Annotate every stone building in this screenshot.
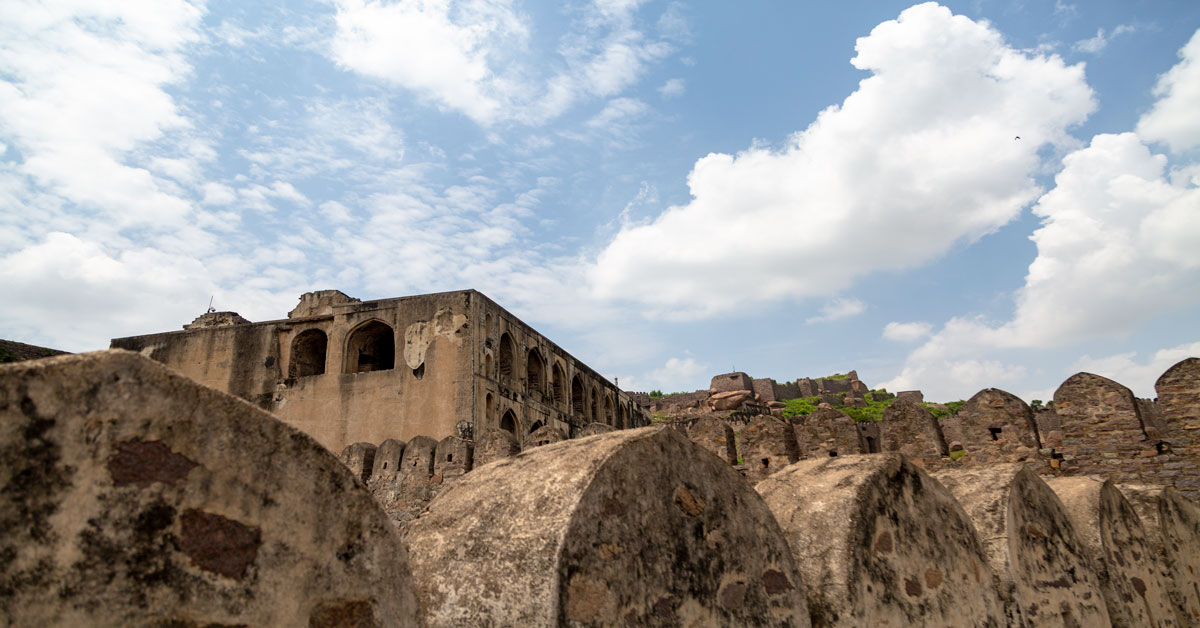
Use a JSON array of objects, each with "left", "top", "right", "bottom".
[{"left": 111, "top": 289, "right": 647, "bottom": 453}]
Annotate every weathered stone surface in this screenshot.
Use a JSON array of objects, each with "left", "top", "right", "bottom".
[
  {"left": 687, "top": 415, "right": 738, "bottom": 464},
  {"left": 881, "top": 399, "right": 948, "bottom": 466},
  {"left": 398, "top": 435, "right": 437, "bottom": 485},
  {"left": 0, "top": 351, "right": 418, "bottom": 627},
  {"left": 1123, "top": 485, "right": 1200, "bottom": 625},
  {"left": 579, "top": 422, "right": 615, "bottom": 436},
  {"left": 1053, "top": 372, "right": 1158, "bottom": 478},
  {"left": 738, "top": 416, "right": 801, "bottom": 481},
  {"left": 405, "top": 426, "right": 809, "bottom": 627},
  {"left": 474, "top": 426, "right": 520, "bottom": 467},
  {"left": 433, "top": 435, "right": 473, "bottom": 481},
  {"left": 340, "top": 441, "right": 377, "bottom": 483},
  {"left": 897, "top": 390, "right": 924, "bottom": 403},
  {"left": 711, "top": 372, "right": 754, "bottom": 394},
  {"left": 935, "top": 465, "right": 1109, "bottom": 628},
  {"left": 757, "top": 454, "right": 1005, "bottom": 628},
  {"left": 1160, "top": 488, "right": 1200, "bottom": 625},
  {"left": 792, "top": 407, "right": 861, "bottom": 459},
  {"left": 527, "top": 424, "right": 567, "bottom": 448},
  {"left": 1157, "top": 358, "right": 1200, "bottom": 430},
  {"left": 369, "top": 438, "right": 406, "bottom": 486},
  {"left": 941, "top": 389, "right": 1040, "bottom": 464},
  {"left": 1047, "top": 476, "right": 1177, "bottom": 627}
]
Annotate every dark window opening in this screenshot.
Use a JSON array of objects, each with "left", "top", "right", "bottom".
[
  {"left": 486, "top": 392, "right": 495, "bottom": 421},
  {"left": 382, "top": 462, "right": 387, "bottom": 469},
  {"left": 412, "top": 363, "right": 425, "bottom": 380},
  {"left": 829, "top": 451, "right": 838, "bottom": 457},
  {"left": 864, "top": 436, "right": 879, "bottom": 454},
  {"left": 1156, "top": 442, "right": 1168, "bottom": 455},
  {"left": 605, "top": 396, "right": 615, "bottom": 425},
  {"left": 289, "top": 329, "right": 328, "bottom": 377},
  {"left": 447, "top": 454, "right": 453, "bottom": 462},
  {"left": 552, "top": 364, "right": 565, "bottom": 405},
  {"left": 500, "top": 410, "right": 517, "bottom": 434},
  {"left": 499, "top": 333, "right": 515, "bottom": 383},
  {"left": 529, "top": 421, "right": 544, "bottom": 434},
  {"left": 527, "top": 348, "right": 544, "bottom": 395},
  {"left": 572, "top": 376, "right": 584, "bottom": 416},
  {"left": 345, "top": 321, "right": 394, "bottom": 373},
  {"left": 988, "top": 427, "right": 1002, "bottom": 441},
  {"left": 761, "top": 458, "right": 770, "bottom": 468}
]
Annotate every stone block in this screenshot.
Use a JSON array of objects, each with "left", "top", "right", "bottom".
[
  {"left": 757, "top": 454, "right": 1005, "bottom": 627},
  {"left": 711, "top": 372, "right": 754, "bottom": 394},
  {"left": 405, "top": 426, "right": 809, "bottom": 627},
  {"left": 1046, "top": 477, "right": 1177, "bottom": 627},
  {"left": 0, "top": 350, "right": 418, "bottom": 626},
  {"left": 935, "top": 465, "right": 1110, "bottom": 627}
]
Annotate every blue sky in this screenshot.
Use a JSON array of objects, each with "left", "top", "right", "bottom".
[{"left": 2, "top": 0, "right": 1198, "bottom": 402}]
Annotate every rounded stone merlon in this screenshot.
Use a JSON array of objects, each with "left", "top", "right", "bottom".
[
  {"left": 687, "top": 416, "right": 738, "bottom": 464},
  {"left": 473, "top": 426, "right": 520, "bottom": 467},
  {"left": 934, "top": 465, "right": 1109, "bottom": 628},
  {"left": 738, "top": 416, "right": 800, "bottom": 482},
  {"left": 370, "top": 438, "right": 407, "bottom": 486},
  {"left": 405, "top": 425, "right": 810, "bottom": 627},
  {"left": 756, "top": 453, "right": 1005, "bottom": 628},
  {"left": 340, "top": 441, "right": 377, "bottom": 484},
  {"left": 0, "top": 350, "right": 418, "bottom": 627},
  {"left": 1125, "top": 485, "right": 1200, "bottom": 626},
  {"left": 399, "top": 435, "right": 437, "bottom": 485},
  {"left": 1046, "top": 476, "right": 1177, "bottom": 628},
  {"left": 526, "top": 423, "right": 567, "bottom": 448}
]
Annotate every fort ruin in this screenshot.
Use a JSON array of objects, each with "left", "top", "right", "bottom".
[
  {"left": 109, "top": 289, "right": 649, "bottom": 454},
  {"left": 2, "top": 293, "right": 1200, "bottom": 626}
]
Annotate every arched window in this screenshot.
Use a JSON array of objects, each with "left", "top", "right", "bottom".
[
  {"left": 529, "top": 421, "right": 544, "bottom": 434},
  {"left": 484, "top": 352, "right": 493, "bottom": 378},
  {"left": 289, "top": 329, "right": 327, "bottom": 377},
  {"left": 617, "top": 403, "right": 626, "bottom": 429},
  {"left": 486, "top": 392, "right": 495, "bottom": 421},
  {"left": 590, "top": 389, "right": 599, "bottom": 423},
  {"left": 527, "top": 347, "right": 544, "bottom": 395},
  {"left": 345, "top": 320, "right": 395, "bottom": 373},
  {"left": 552, "top": 363, "right": 566, "bottom": 406},
  {"left": 499, "top": 333, "right": 515, "bottom": 383},
  {"left": 572, "top": 375, "right": 584, "bottom": 416},
  {"left": 605, "top": 395, "right": 615, "bottom": 425},
  {"left": 500, "top": 409, "right": 517, "bottom": 434}
]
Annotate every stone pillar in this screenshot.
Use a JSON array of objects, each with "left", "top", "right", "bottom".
[
  {"left": 405, "top": 426, "right": 809, "bottom": 627},
  {"left": 756, "top": 454, "right": 1005, "bottom": 628},
  {"left": 0, "top": 350, "right": 418, "bottom": 627},
  {"left": 935, "top": 465, "right": 1109, "bottom": 627}
]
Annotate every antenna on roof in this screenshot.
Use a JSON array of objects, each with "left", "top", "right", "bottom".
[{"left": 206, "top": 296, "right": 216, "bottom": 314}]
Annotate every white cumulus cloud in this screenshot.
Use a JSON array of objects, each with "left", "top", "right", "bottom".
[
  {"left": 806, "top": 298, "right": 866, "bottom": 324},
  {"left": 588, "top": 2, "right": 1095, "bottom": 319},
  {"left": 1137, "top": 29, "right": 1200, "bottom": 153},
  {"left": 882, "top": 321, "right": 933, "bottom": 342}
]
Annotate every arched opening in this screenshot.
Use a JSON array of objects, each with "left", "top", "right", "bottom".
[
  {"left": 605, "top": 395, "right": 615, "bottom": 425},
  {"left": 484, "top": 352, "right": 493, "bottom": 378},
  {"left": 529, "top": 421, "right": 544, "bottom": 434},
  {"left": 289, "top": 329, "right": 327, "bottom": 377},
  {"left": 572, "top": 375, "right": 584, "bottom": 416},
  {"left": 345, "top": 320, "right": 394, "bottom": 373},
  {"left": 500, "top": 409, "right": 517, "bottom": 434},
  {"left": 864, "top": 435, "right": 880, "bottom": 453},
  {"left": 499, "top": 333, "right": 515, "bottom": 384},
  {"left": 617, "top": 403, "right": 626, "bottom": 429},
  {"left": 552, "top": 363, "right": 566, "bottom": 406},
  {"left": 485, "top": 313, "right": 493, "bottom": 335},
  {"left": 590, "top": 389, "right": 599, "bottom": 423},
  {"left": 527, "top": 347, "right": 544, "bottom": 396},
  {"left": 486, "top": 392, "right": 495, "bottom": 421}
]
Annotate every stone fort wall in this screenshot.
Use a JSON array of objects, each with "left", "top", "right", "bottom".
[{"left": 6, "top": 350, "right": 1200, "bottom": 627}]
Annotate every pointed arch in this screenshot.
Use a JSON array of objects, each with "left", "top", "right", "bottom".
[
  {"left": 344, "top": 320, "right": 394, "bottom": 373},
  {"left": 604, "top": 394, "right": 615, "bottom": 426},
  {"left": 499, "top": 332, "right": 515, "bottom": 384},
  {"left": 527, "top": 347, "right": 545, "bottom": 395},
  {"left": 572, "top": 374, "right": 584, "bottom": 416},
  {"left": 590, "top": 388, "right": 599, "bottom": 423},
  {"left": 552, "top": 362, "right": 566, "bottom": 406},
  {"left": 500, "top": 409, "right": 517, "bottom": 434}
]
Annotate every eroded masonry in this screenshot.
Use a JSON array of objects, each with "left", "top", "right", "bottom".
[{"left": 110, "top": 289, "right": 648, "bottom": 453}]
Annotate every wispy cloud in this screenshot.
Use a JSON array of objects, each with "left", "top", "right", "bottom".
[{"left": 806, "top": 298, "right": 866, "bottom": 324}]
